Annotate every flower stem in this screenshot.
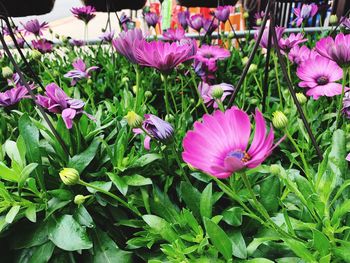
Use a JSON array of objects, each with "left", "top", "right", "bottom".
[
  {"left": 162, "top": 74, "right": 171, "bottom": 117},
  {"left": 335, "top": 68, "right": 347, "bottom": 129},
  {"left": 133, "top": 65, "right": 141, "bottom": 111},
  {"left": 171, "top": 143, "right": 191, "bottom": 184}
]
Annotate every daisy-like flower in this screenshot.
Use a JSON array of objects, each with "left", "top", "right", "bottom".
[
  {"left": 195, "top": 45, "right": 230, "bottom": 65},
  {"left": 193, "top": 60, "right": 217, "bottom": 83},
  {"left": 7, "top": 73, "right": 20, "bottom": 87},
  {"left": 64, "top": 59, "right": 98, "bottom": 86},
  {"left": 279, "top": 33, "right": 307, "bottom": 53},
  {"left": 188, "top": 14, "right": 204, "bottom": 32},
  {"left": 178, "top": 10, "right": 190, "bottom": 30},
  {"left": 288, "top": 45, "right": 313, "bottom": 65},
  {"left": 203, "top": 18, "right": 219, "bottom": 35},
  {"left": 341, "top": 17, "right": 350, "bottom": 30},
  {"left": 316, "top": 33, "right": 350, "bottom": 67},
  {"left": 32, "top": 39, "right": 53, "bottom": 54},
  {"left": 70, "top": 39, "right": 85, "bottom": 47},
  {"left": 0, "top": 85, "right": 30, "bottom": 107},
  {"left": 254, "top": 11, "right": 265, "bottom": 26},
  {"left": 21, "top": 19, "right": 48, "bottom": 36},
  {"left": 347, "top": 153, "right": 350, "bottom": 162},
  {"left": 296, "top": 56, "right": 349, "bottom": 100},
  {"left": 162, "top": 28, "right": 186, "bottom": 42},
  {"left": 342, "top": 91, "right": 350, "bottom": 119},
  {"left": 182, "top": 108, "right": 284, "bottom": 178},
  {"left": 71, "top": 6, "right": 96, "bottom": 24},
  {"left": 214, "top": 6, "right": 231, "bottom": 22},
  {"left": 135, "top": 40, "right": 197, "bottom": 74},
  {"left": 256, "top": 26, "right": 285, "bottom": 49},
  {"left": 99, "top": 30, "right": 115, "bottom": 43},
  {"left": 293, "top": 3, "right": 318, "bottom": 27},
  {"left": 133, "top": 114, "right": 174, "bottom": 150},
  {"left": 120, "top": 12, "right": 132, "bottom": 31},
  {"left": 112, "top": 28, "right": 144, "bottom": 64},
  {"left": 144, "top": 12, "right": 159, "bottom": 28},
  {"left": 198, "top": 82, "right": 234, "bottom": 108}
]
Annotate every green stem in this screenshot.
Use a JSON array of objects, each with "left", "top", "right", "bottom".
[
  {"left": 171, "top": 144, "right": 191, "bottom": 184},
  {"left": 273, "top": 53, "right": 283, "bottom": 109},
  {"left": 190, "top": 71, "right": 209, "bottom": 114},
  {"left": 335, "top": 68, "right": 347, "bottom": 129},
  {"left": 162, "top": 74, "right": 172, "bottom": 116},
  {"left": 134, "top": 65, "right": 141, "bottom": 111}
]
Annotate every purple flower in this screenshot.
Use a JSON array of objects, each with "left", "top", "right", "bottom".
[
  {"left": 256, "top": 26, "right": 285, "bottom": 49},
  {"left": 99, "top": 30, "right": 115, "bottom": 43},
  {"left": 288, "top": 45, "right": 312, "bottom": 65},
  {"left": 2, "top": 25, "right": 21, "bottom": 36},
  {"left": 135, "top": 40, "right": 197, "bottom": 74},
  {"left": 120, "top": 12, "right": 132, "bottom": 31},
  {"left": 193, "top": 60, "right": 217, "bottom": 83},
  {"left": 16, "top": 37, "right": 25, "bottom": 48},
  {"left": 214, "top": 6, "right": 231, "bottom": 22},
  {"left": 296, "top": 56, "right": 349, "bottom": 100},
  {"left": 178, "top": 10, "right": 190, "bottom": 30},
  {"left": 195, "top": 45, "right": 230, "bottom": 65},
  {"left": 293, "top": 3, "right": 318, "bottom": 27},
  {"left": 347, "top": 153, "right": 350, "bottom": 162},
  {"left": 343, "top": 91, "right": 350, "bottom": 119},
  {"left": 254, "top": 11, "right": 265, "bottom": 26},
  {"left": 71, "top": 6, "right": 96, "bottom": 24},
  {"left": 112, "top": 29, "right": 144, "bottom": 64},
  {"left": 198, "top": 82, "right": 234, "bottom": 108},
  {"left": 316, "top": 33, "right": 350, "bottom": 67},
  {"left": 341, "top": 17, "right": 350, "bottom": 30},
  {"left": 7, "top": 73, "right": 20, "bottom": 87},
  {"left": 162, "top": 28, "right": 185, "bottom": 42},
  {"left": 279, "top": 33, "right": 307, "bottom": 53},
  {"left": 203, "top": 18, "right": 219, "bottom": 35},
  {"left": 70, "top": 39, "right": 85, "bottom": 47},
  {"left": 32, "top": 39, "right": 53, "bottom": 54},
  {"left": 133, "top": 114, "right": 173, "bottom": 150},
  {"left": 145, "top": 12, "right": 159, "bottom": 28},
  {"left": 0, "top": 85, "right": 29, "bottom": 107},
  {"left": 21, "top": 19, "right": 48, "bottom": 36},
  {"left": 64, "top": 59, "right": 98, "bottom": 86},
  {"left": 188, "top": 14, "right": 204, "bottom": 32}
]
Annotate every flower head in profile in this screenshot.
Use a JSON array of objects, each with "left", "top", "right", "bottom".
[
  {"left": 136, "top": 40, "right": 197, "bottom": 74},
  {"left": 296, "top": 56, "right": 349, "bottom": 100},
  {"left": 112, "top": 28, "right": 144, "bottom": 64},
  {"left": 64, "top": 59, "right": 98, "bottom": 86},
  {"left": 341, "top": 17, "right": 350, "bottom": 30},
  {"left": 342, "top": 91, "right": 350, "bottom": 119},
  {"left": 32, "top": 39, "right": 53, "bottom": 54},
  {"left": 120, "top": 12, "right": 132, "bottom": 31},
  {"left": 279, "top": 33, "right": 307, "bottom": 53},
  {"left": 203, "top": 18, "right": 219, "bottom": 35},
  {"left": 145, "top": 12, "right": 159, "bottom": 28},
  {"left": 21, "top": 19, "right": 48, "bottom": 36},
  {"left": 195, "top": 45, "right": 230, "bottom": 65},
  {"left": 188, "top": 14, "right": 204, "bottom": 32},
  {"left": 316, "top": 33, "right": 350, "bottom": 67},
  {"left": 293, "top": 3, "right": 318, "bottom": 27},
  {"left": 133, "top": 114, "right": 173, "bottom": 150},
  {"left": 178, "top": 10, "right": 190, "bottom": 30},
  {"left": 193, "top": 60, "right": 217, "bottom": 83},
  {"left": 162, "top": 28, "right": 185, "bottom": 42},
  {"left": 99, "top": 30, "right": 115, "bottom": 43},
  {"left": 198, "top": 82, "right": 234, "bottom": 108},
  {"left": 70, "top": 39, "right": 85, "bottom": 47},
  {"left": 183, "top": 108, "right": 284, "bottom": 178},
  {"left": 254, "top": 11, "right": 265, "bottom": 26},
  {"left": 288, "top": 45, "right": 318, "bottom": 65},
  {"left": 71, "top": 6, "right": 96, "bottom": 24},
  {"left": 0, "top": 85, "right": 30, "bottom": 107},
  {"left": 214, "top": 6, "right": 231, "bottom": 22},
  {"left": 256, "top": 26, "right": 285, "bottom": 49},
  {"left": 7, "top": 73, "right": 20, "bottom": 87}
]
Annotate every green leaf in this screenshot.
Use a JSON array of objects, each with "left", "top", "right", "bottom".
[
  {"left": 331, "top": 200, "right": 350, "bottom": 226},
  {"left": 6, "top": 205, "right": 20, "bottom": 223},
  {"left": 25, "top": 205, "right": 37, "bottom": 223},
  {"left": 230, "top": 231, "right": 247, "bottom": 259},
  {"left": 49, "top": 215, "right": 92, "bottom": 251},
  {"left": 15, "top": 241, "right": 55, "bottom": 263},
  {"left": 73, "top": 205, "right": 95, "bottom": 228},
  {"left": 20, "top": 163, "right": 38, "bottom": 185},
  {"left": 200, "top": 183, "right": 212, "bottom": 219},
  {"left": 204, "top": 217, "right": 232, "bottom": 260},
  {"left": 246, "top": 259, "right": 274, "bottom": 263},
  {"left": 333, "top": 245, "right": 350, "bottom": 263},
  {"left": 311, "top": 229, "right": 330, "bottom": 257},
  {"left": 124, "top": 174, "right": 152, "bottom": 186},
  {"left": 68, "top": 137, "right": 101, "bottom": 173},
  {"left": 91, "top": 228, "right": 132, "bottom": 263},
  {"left": 222, "top": 207, "right": 243, "bottom": 226},
  {"left": 143, "top": 215, "right": 177, "bottom": 242},
  {"left": 4, "top": 140, "right": 23, "bottom": 167},
  {"left": 283, "top": 238, "right": 316, "bottom": 262},
  {"left": 11, "top": 221, "right": 49, "bottom": 249},
  {"left": 0, "top": 162, "right": 19, "bottom": 182},
  {"left": 260, "top": 175, "right": 280, "bottom": 213},
  {"left": 131, "top": 153, "right": 161, "bottom": 168},
  {"left": 86, "top": 181, "right": 112, "bottom": 194},
  {"left": 180, "top": 181, "right": 201, "bottom": 218},
  {"left": 107, "top": 172, "right": 128, "bottom": 196}
]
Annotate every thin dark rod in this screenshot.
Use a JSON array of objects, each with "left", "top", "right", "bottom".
[
  {"left": 227, "top": 19, "right": 245, "bottom": 55},
  {"left": 261, "top": 21, "right": 273, "bottom": 112},
  {"left": 330, "top": 7, "right": 350, "bottom": 36},
  {"left": 227, "top": 0, "right": 272, "bottom": 107},
  {"left": 269, "top": 0, "right": 323, "bottom": 159}
]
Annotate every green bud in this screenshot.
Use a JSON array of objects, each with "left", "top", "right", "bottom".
[
  {"left": 2, "top": 66, "right": 13, "bottom": 79},
  {"left": 132, "top": 85, "right": 138, "bottom": 94},
  {"left": 121, "top": 76, "right": 129, "bottom": 83},
  {"left": 190, "top": 98, "right": 195, "bottom": 104},
  {"left": 248, "top": 64, "right": 258, "bottom": 74},
  {"left": 145, "top": 91, "right": 152, "bottom": 98},
  {"left": 74, "top": 195, "right": 90, "bottom": 205},
  {"left": 296, "top": 92, "right": 307, "bottom": 105},
  {"left": 243, "top": 12, "right": 249, "bottom": 19},
  {"left": 59, "top": 168, "right": 80, "bottom": 185},
  {"left": 165, "top": 114, "right": 174, "bottom": 123},
  {"left": 256, "top": 18, "right": 262, "bottom": 26},
  {"left": 87, "top": 79, "right": 93, "bottom": 85},
  {"left": 55, "top": 33, "right": 60, "bottom": 39},
  {"left": 270, "top": 164, "right": 280, "bottom": 175},
  {"left": 31, "top": 50, "right": 42, "bottom": 60},
  {"left": 228, "top": 32, "right": 234, "bottom": 39},
  {"left": 49, "top": 28, "right": 53, "bottom": 34},
  {"left": 272, "top": 111, "right": 288, "bottom": 130},
  {"left": 242, "top": 57, "right": 249, "bottom": 66},
  {"left": 211, "top": 86, "right": 224, "bottom": 99},
  {"left": 124, "top": 111, "right": 143, "bottom": 128},
  {"left": 329, "top": 15, "right": 338, "bottom": 25}
]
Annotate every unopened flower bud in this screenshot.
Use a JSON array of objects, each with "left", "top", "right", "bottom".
[
  {"left": 74, "top": 194, "right": 89, "bottom": 205},
  {"left": 272, "top": 111, "right": 288, "bottom": 130},
  {"left": 145, "top": 91, "right": 152, "bottom": 98},
  {"left": 228, "top": 32, "right": 234, "bottom": 39},
  {"left": 2, "top": 66, "right": 13, "bottom": 79},
  {"left": 296, "top": 92, "right": 307, "bottom": 105},
  {"left": 256, "top": 18, "right": 262, "bottom": 26},
  {"left": 31, "top": 50, "right": 42, "bottom": 60},
  {"left": 125, "top": 111, "right": 143, "bottom": 128},
  {"left": 87, "top": 79, "right": 93, "bottom": 85},
  {"left": 243, "top": 12, "right": 249, "bottom": 19},
  {"left": 242, "top": 57, "right": 249, "bottom": 66},
  {"left": 270, "top": 164, "right": 280, "bottom": 175},
  {"left": 248, "top": 64, "right": 258, "bottom": 74},
  {"left": 211, "top": 86, "right": 224, "bottom": 99},
  {"left": 59, "top": 168, "right": 80, "bottom": 185},
  {"left": 165, "top": 114, "right": 174, "bottom": 123},
  {"left": 121, "top": 76, "right": 129, "bottom": 83},
  {"left": 329, "top": 15, "right": 338, "bottom": 25},
  {"left": 55, "top": 34, "right": 60, "bottom": 39},
  {"left": 132, "top": 85, "right": 138, "bottom": 94}
]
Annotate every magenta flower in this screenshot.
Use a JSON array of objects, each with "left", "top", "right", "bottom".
[
  {"left": 279, "top": 33, "right": 307, "bottom": 53},
  {"left": 21, "top": 19, "right": 48, "bottom": 36},
  {"left": 195, "top": 45, "right": 230, "bottom": 65},
  {"left": 136, "top": 40, "right": 197, "bottom": 74},
  {"left": 256, "top": 26, "right": 285, "bottom": 49},
  {"left": 70, "top": 39, "right": 85, "bottom": 47},
  {"left": 7, "top": 73, "right": 20, "bottom": 87},
  {"left": 341, "top": 17, "right": 350, "bottom": 30},
  {"left": 133, "top": 114, "right": 174, "bottom": 150},
  {"left": 71, "top": 6, "right": 96, "bottom": 24},
  {"left": 214, "top": 6, "right": 231, "bottom": 22},
  {"left": 112, "top": 29, "right": 144, "bottom": 64},
  {"left": 198, "top": 82, "right": 234, "bottom": 108},
  {"left": 296, "top": 56, "right": 349, "bottom": 100},
  {"left": 145, "top": 12, "right": 159, "bottom": 28},
  {"left": 0, "top": 85, "right": 29, "bottom": 107},
  {"left": 64, "top": 59, "right": 98, "bottom": 86},
  {"left": 193, "top": 60, "right": 217, "bottom": 83},
  {"left": 183, "top": 108, "right": 283, "bottom": 178},
  {"left": 316, "top": 33, "right": 350, "bottom": 67},
  {"left": 293, "top": 3, "right": 318, "bottom": 27},
  {"left": 203, "top": 18, "right": 219, "bottom": 35},
  {"left": 343, "top": 91, "right": 350, "bottom": 119},
  {"left": 254, "top": 11, "right": 265, "bottom": 25},
  {"left": 288, "top": 45, "right": 311, "bottom": 65},
  {"left": 120, "top": 12, "right": 132, "bottom": 31},
  {"left": 99, "top": 30, "right": 115, "bottom": 43},
  {"left": 162, "top": 28, "right": 186, "bottom": 42},
  {"left": 32, "top": 39, "right": 53, "bottom": 54},
  {"left": 188, "top": 14, "right": 204, "bottom": 32},
  {"left": 178, "top": 10, "right": 190, "bottom": 30},
  {"left": 346, "top": 153, "right": 350, "bottom": 162}
]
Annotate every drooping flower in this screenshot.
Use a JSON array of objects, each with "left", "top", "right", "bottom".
[
  {"left": 256, "top": 26, "right": 285, "bottom": 49},
  {"left": 32, "top": 39, "right": 53, "bottom": 53},
  {"left": 144, "top": 12, "right": 159, "bottom": 28},
  {"left": 178, "top": 10, "right": 190, "bottom": 30},
  {"left": 279, "top": 33, "right": 307, "bottom": 53},
  {"left": 71, "top": 6, "right": 96, "bottom": 24},
  {"left": 254, "top": 11, "right": 265, "bottom": 26},
  {"left": 112, "top": 28, "right": 144, "bottom": 64},
  {"left": 162, "top": 28, "right": 185, "bottom": 42},
  {"left": 342, "top": 91, "right": 350, "bottom": 119},
  {"left": 182, "top": 108, "right": 284, "bottom": 178},
  {"left": 195, "top": 45, "right": 230, "bottom": 65},
  {"left": 341, "top": 17, "right": 350, "bottom": 30},
  {"left": 296, "top": 56, "right": 349, "bottom": 100},
  {"left": 64, "top": 59, "right": 98, "bottom": 86},
  {"left": 133, "top": 114, "right": 173, "bottom": 150},
  {"left": 70, "top": 39, "right": 85, "bottom": 47},
  {"left": 135, "top": 40, "right": 197, "bottom": 74},
  {"left": 214, "top": 6, "right": 231, "bottom": 22},
  {"left": 203, "top": 18, "right": 219, "bottom": 35},
  {"left": 0, "top": 85, "right": 30, "bottom": 107},
  {"left": 120, "top": 12, "right": 132, "bottom": 31},
  {"left": 315, "top": 33, "right": 350, "bottom": 67},
  {"left": 193, "top": 60, "right": 217, "bottom": 83},
  {"left": 99, "top": 30, "right": 115, "bottom": 43},
  {"left": 293, "top": 3, "right": 318, "bottom": 27},
  {"left": 198, "top": 82, "right": 234, "bottom": 108},
  {"left": 288, "top": 45, "right": 312, "bottom": 65},
  {"left": 7, "top": 73, "right": 20, "bottom": 87},
  {"left": 188, "top": 14, "right": 204, "bottom": 32},
  {"left": 21, "top": 19, "right": 48, "bottom": 36}
]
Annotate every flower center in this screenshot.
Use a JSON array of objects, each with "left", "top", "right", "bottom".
[
  {"left": 204, "top": 53, "right": 214, "bottom": 59},
  {"left": 227, "top": 150, "right": 251, "bottom": 163},
  {"left": 316, "top": 76, "right": 329, "bottom": 85}
]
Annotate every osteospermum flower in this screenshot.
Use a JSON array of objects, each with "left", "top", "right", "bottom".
[
  {"left": 178, "top": 10, "right": 190, "bottom": 30},
  {"left": 203, "top": 18, "right": 219, "bottom": 35},
  {"left": 254, "top": 11, "right": 265, "bottom": 26},
  {"left": 182, "top": 108, "right": 284, "bottom": 178},
  {"left": 71, "top": 6, "right": 96, "bottom": 24},
  {"left": 32, "top": 39, "right": 53, "bottom": 53},
  {"left": 188, "top": 14, "right": 204, "bottom": 32},
  {"left": 296, "top": 56, "right": 349, "bottom": 100},
  {"left": 64, "top": 59, "right": 98, "bottom": 86},
  {"left": 256, "top": 26, "right": 285, "bottom": 49},
  {"left": 341, "top": 17, "right": 350, "bottom": 30},
  {"left": 193, "top": 60, "right": 217, "bottom": 83},
  {"left": 198, "top": 82, "right": 234, "bottom": 108},
  {"left": 162, "top": 28, "right": 186, "bottom": 42},
  {"left": 195, "top": 45, "right": 230, "bottom": 65},
  {"left": 342, "top": 91, "right": 350, "bottom": 119},
  {"left": 144, "top": 12, "right": 159, "bottom": 28},
  {"left": 279, "top": 33, "right": 307, "bottom": 53},
  {"left": 70, "top": 39, "right": 85, "bottom": 47},
  {"left": 293, "top": 3, "right": 318, "bottom": 27},
  {"left": 316, "top": 33, "right": 350, "bottom": 67},
  {"left": 21, "top": 19, "right": 48, "bottom": 36},
  {"left": 214, "top": 6, "right": 231, "bottom": 22},
  {"left": 0, "top": 85, "right": 30, "bottom": 107},
  {"left": 135, "top": 40, "right": 197, "bottom": 74},
  {"left": 99, "top": 30, "right": 115, "bottom": 43},
  {"left": 112, "top": 28, "right": 144, "bottom": 64},
  {"left": 288, "top": 45, "right": 312, "bottom": 65}
]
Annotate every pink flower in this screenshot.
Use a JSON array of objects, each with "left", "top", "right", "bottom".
[
  {"left": 288, "top": 45, "right": 312, "bottom": 65},
  {"left": 32, "top": 39, "right": 53, "bottom": 54},
  {"left": 346, "top": 153, "right": 350, "bottom": 162},
  {"left": 214, "top": 6, "right": 231, "bottom": 22},
  {"left": 188, "top": 14, "right": 204, "bottom": 32},
  {"left": 21, "top": 19, "right": 48, "bottom": 36},
  {"left": 0, "top": 85, "right": 30, "bottom": 107},
  {"left": 99, "top": 30, "right": 115, "bottom": 43},
  {"left": 144, "top": 12, "right": 159, "bottom": 28},
  {"left": 112, "top": 29, "right": 144, "bottom": 64},
  {"left": 296, "top": 56, "right": 349, "bottom": 100},
  {"left": 198, "top": 82, "right": 234, "bottom": 108},
  {"left": 71, "top": 6, "right": 96, "bottom": 24},
  {"left": 162, "top": 28, "right": 186, "bottom": 42},
  {"left": 279, "top": 33, "right": 307, "bottom": 53},
  {"left": 195, "top": 45, "right": 230, "bottom": 65},
  {"left": 183, "top": 108, "right": 284, "bottom": 178},
  {"left": 293, "top": 3, "right": 318, "bottom": 27},
  {"left": 203, "top": 18, "right": 219, "bottom": 35},
  {"left": 256, "top": 26, "right": 285, "bottom": 49},
  {"left": 136, "top": 40, "right": 197, "bottom": 74},
  {"left": 64, "top": 58, "right": 98, "bottom": 86}
]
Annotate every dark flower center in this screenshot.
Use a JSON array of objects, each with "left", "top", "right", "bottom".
[
  {"left": 204, "top": 53, "right": 214, "bottom": 59},
  {"left": 227, "top": 150, "right": 251, "bottom": 163},
  {"left": 316, "top": 76, "right": 329, "bottom": 85}
]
